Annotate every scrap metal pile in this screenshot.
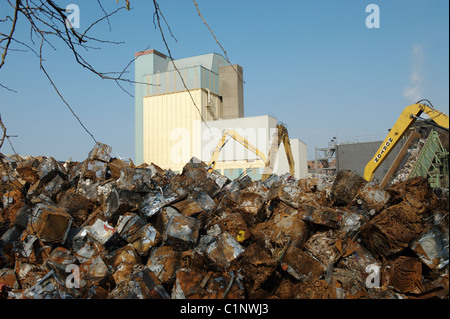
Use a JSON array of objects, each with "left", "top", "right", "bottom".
[
  {"left": 391, "top": 138, "right": 426, "bottom": 185},
  {"left": 0, "top": 143, "right": 448, "bottom": 299}
]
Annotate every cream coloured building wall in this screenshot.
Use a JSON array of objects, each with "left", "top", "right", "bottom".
[
  {"left": 143, "top": 89, "right": 201, "bottom": 172},
  {"left": 142, "top": 89, "right": 222, "bottom": 172},
  {"left": 273, "top": 138, "right": 308, "bottom": 179}
]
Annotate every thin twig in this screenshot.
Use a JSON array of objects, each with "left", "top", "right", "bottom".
[
  {"left": 40, "top": 63, "right": 98, "bottom": 144},
  {"left": 153, "top": 0, "right": 210, "bottom": 130},
  {"left": 96, "top": 0, "right": 111, "bottom": 31},
  {"left": 192, "top": 0, "right": 244, "bottom": 83},
  {"left": 79, "top": 7, "right": 126, "bottom": 42},
  {"left": 39, "top": 35, "right": 98, "bottom": 144},
  {"left": 0, "top": 82, "right": 17, "bottom": 92}
]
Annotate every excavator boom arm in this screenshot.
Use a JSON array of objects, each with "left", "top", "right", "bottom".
[
  {"left": 364, "top": 103, "right": 449, "bottom": 181},
  {"left": 282, "top": 134, "right": 296, "bottom": 177},
  {"left": 208, "top": 129, "right": 267, "bottom": 172},
  {"left": 262, "top": 124, "right": 295, "bottom": 180}
]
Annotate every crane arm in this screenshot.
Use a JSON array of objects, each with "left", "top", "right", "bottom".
[
  {"left": 363, "top": 103, "right": 449, "bottom": 182},
  {"left": 207, "top": 133, "right": 229, "bottom": 172},
  {"left": 262, "top": 124, "right": 295, "bottom": 180},
  {"left": 281, "top": 132, "right": 296, "bottom": 177},
  {"left": 207, "top": 129, "right": 267, "bottom": 173}
]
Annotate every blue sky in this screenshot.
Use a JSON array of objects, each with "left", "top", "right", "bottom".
[{"left": 0, "top": 0, "right": 448, "bottom": 162}]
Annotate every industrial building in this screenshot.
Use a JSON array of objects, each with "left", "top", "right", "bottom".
[
  {"left": 335, "top": 140, "right": 402, "bottom": 182},
  {"left": 134, "top": 49, "right": 308, "bottom": 180}
]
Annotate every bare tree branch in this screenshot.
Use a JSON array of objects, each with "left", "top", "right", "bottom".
[
  {"left": 0, "top": 1, "right": 147, "bottom": 93},
  {"left": 0, "top": 115, "right": 7, "bottom": 150},
  {"left": 1, "top": 0, "right": 223, "bottom": 143},
  {"left": 0, "top": 0, "right": 20, "bottom": 70},
  {"left": 0, "top": 0, "right": 135, "bottom": 143}
]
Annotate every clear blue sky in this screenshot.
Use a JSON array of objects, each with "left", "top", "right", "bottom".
[{"left": 1, "top": 0, "right": 448, "bottom": 162}]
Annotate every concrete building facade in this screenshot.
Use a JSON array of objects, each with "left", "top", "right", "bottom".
[{"left": 134, "top": 49, "right": 308, "bottom": 180}]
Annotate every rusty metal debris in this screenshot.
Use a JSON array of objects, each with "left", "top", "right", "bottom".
[{"left": 0, "top": 144, "right": 448, "bottom": 299}]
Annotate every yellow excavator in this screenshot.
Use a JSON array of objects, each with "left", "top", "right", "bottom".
[
  {"left": 363, "top": 100, "right": 449, "bottom": 182},
  {"left": 207, "top": 124, "right": 295, "bottom": 181}
]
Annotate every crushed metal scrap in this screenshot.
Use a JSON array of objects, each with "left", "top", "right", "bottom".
[{"left": 0, "top": 143, "right": 448, "bottom": 299}]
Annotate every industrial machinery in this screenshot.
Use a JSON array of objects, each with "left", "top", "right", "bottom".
[
  {"left": 207, "top": 124, "right": 296, "bottom": 181},
  {"left": 262, "top": 123, "right": 295, "bottom": 180},
  {"left": 364, "top": 100, "right": 449, "bottom": 182},
  {"left": 408, "top": 130, "right": 449, "bottom": 188},
  {"left": 207, "top": 129, "right": 267, "bottom": 173}
]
